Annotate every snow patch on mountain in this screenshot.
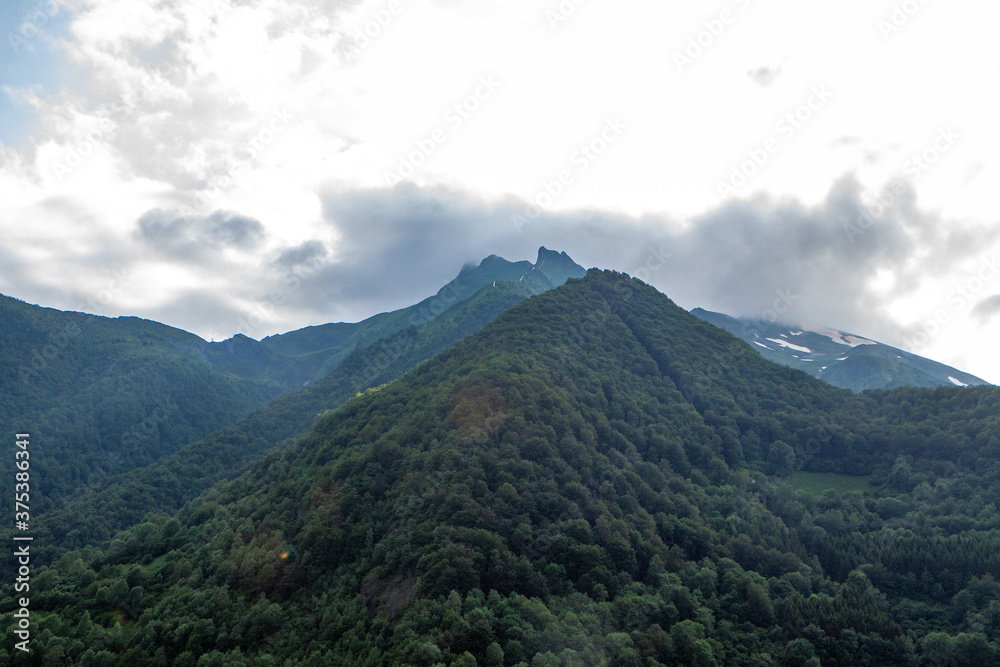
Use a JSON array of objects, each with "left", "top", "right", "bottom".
[
  {"left": 804, "top": 326, "right": 877, "bottom": 347},
  {"left": 766, "top": 338, "right": 811, "bottom": 354}
]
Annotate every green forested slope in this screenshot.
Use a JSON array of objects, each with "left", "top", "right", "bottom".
[
  {"left": 0, "top": 249, "right": 584, "bottom": 522},
  {"left": 25, "top": 281, "right": 538, "bottom": 564},
  {"left": 0, "top": 295, "right": 274, "bottom": 508},
  {"left": 5, "top": 271, "right": 1000, "bottom": 666}
]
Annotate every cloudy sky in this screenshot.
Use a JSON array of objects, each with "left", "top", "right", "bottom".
[{"left": 2, "top": 0, "right": 1000, "bottom": 383}]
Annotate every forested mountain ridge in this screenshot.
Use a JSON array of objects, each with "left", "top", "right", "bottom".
[
  {"left": 27, "top": 280, "right": 542, "bottom": 563},
  {"left": 237, "top": 246, "right": 586, "bottom": 383},
  {"left": 0, "top": 294, "right": 274, "bottom": 508},
  {"left": 691, "top": 307, "right": 989, "bottom": 392},
  {"left": 0, "top": 248, "right": 585, "bottom": 513},
  {"left": 8, "top": 270, "right": 1000, "bottom": 666}
]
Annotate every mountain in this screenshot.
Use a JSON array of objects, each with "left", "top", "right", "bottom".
[
  {"left": 12, "top": 270, "right": 1000, "bottom": 666},
  {"left": 238, "top": 246, "right": 587, "bottom": 385},
  {"left": 691, "top": 307, "right": 990, "bottom": 392},
  {"left": 0, "top": 249, "right": 584, "bottom": 513},
  {"left": 34, "top": 280, "right": 545, "bottom": 558},
  {"left": 10, "top": 250, "right": 585, "bottom": 565},
  {"left": 0, "top": 294, "right": 275, "bottom": 509}
]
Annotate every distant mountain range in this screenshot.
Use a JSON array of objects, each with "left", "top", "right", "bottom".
[{"left": 691, "top": 308, "right": 990, "bottom": 392}]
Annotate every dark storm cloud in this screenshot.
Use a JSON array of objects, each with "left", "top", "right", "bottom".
[
  {"left": 273, "top": 240, "right": 328, "bottom": 271},
  {"left": 619, "top": 175, "right": 995, "bottom": 343},
  {"left": 303, "top": 178, "right": 995, "bottom": 347},
  {"left": 299, "top": 184, "right": 680, "bottom": 319},
  {"left": 973, "top": 295, "right": 1000, "bottom": 322},
  {"left": 135, "top": 209, "right": 265, "bottom": 259},
  {"left": 81, "top": 178, "right": 994, "bottom": 347},
  {"left": 206, "top": 211, "right": 267, "bottom": 249}
]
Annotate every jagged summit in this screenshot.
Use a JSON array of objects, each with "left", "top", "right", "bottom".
[
  {"left": 457, "top": 247, "right": 581, "bottom": 283},
  {"left": 209, "top": 249, "right": 585, "bottom": 385}
]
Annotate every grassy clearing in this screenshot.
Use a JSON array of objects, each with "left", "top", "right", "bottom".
[{"left": 787, "top": 471, "right": 872, "bottom": 497}]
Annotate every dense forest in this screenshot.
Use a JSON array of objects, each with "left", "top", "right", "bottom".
[
  {"left": 0, "top": 248, "right": 583, "bottom": 517},
  {"left": 0, "top": 295, "right": 275, "bottom": 510},
  {"left": 22, "top": 280, "right": 537, "bottom": 563},
  {"left": 3, "top": 271, "right": 1000, "bottom": 665}
]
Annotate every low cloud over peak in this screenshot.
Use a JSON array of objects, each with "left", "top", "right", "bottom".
[{"left": 306, "top": 177, "right": 993, "bottom": 353}]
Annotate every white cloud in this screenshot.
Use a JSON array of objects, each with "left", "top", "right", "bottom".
[{"left": 1, "top": 0, "right": 999, "bottom": 382}]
